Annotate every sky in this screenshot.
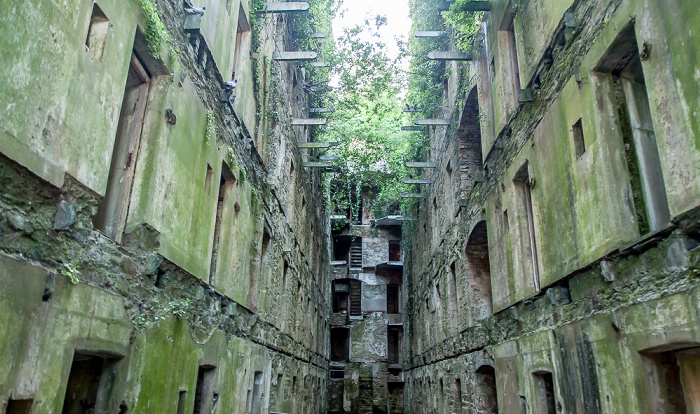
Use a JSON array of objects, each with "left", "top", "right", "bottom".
[{"left": 332, "top": 0, "right": 412, "bottom": 62}]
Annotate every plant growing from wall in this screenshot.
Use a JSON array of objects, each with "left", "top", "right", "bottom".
[
  {"left": 140, "top": 0, "right": 178, "bottom": 63},
  {"left": 205, "top": 111, "right": 216, "bottom": 146}
]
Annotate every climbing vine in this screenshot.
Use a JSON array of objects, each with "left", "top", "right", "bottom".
[{"left": 205, "top": 111, "right": 216, "bottom": 146}]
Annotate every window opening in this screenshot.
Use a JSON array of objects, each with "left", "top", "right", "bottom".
[
  {"left": 388, "top": 240, "right": 401, "bottom": 262},
  {"left": 596, "top": 24, "right": 670, "bottom": 233},
  {"left": 330, "top": 328, "right": 349, "bottom": 362},
  {"left": 572, "top": 118, "right": 585, "bottom": 158},
  {"left": 176, "top": 391, "right": 187, "bottom": 414},
  {"left": 501, "top": 15, "right": 521, "bottom": 103},
  {"left": 466, "top": 221, "right": 493, "bottom": 321},
  {"left": 333, "top": 280, "right": 349, "bottom": 313},
  {"left": 475, "top": 365, "right": 498, "bottom": 414},
  {"left": 386, "top": 284, "right": 399, "bottom": 314},
  {"left": 62, "top": 352, "right": 119, "bottom": 414},
  {"left": 251, "top": 371, "right": 263, "bottom": 414},
  {"left": 330, "top": 370, "right": 345, "bottom": 379},
  {"left": 458, "top": 88, "right": 484, "bottom": 197},
  {"left": 5, "top": 398, "right": 33, "bottom": 414},
  {"left": 94, "top": 53, "right": 150, "bottom": 242},
  {"left": 204, "top": 164, "right": 213, "bottom": 195},
  {"left": 532, "top": 371, "right": 556, "bottom": 414},
  {"left": 209, "top": 163, "right": 236, "bottom": 286},
  {"left": 387, "top": 325, "right": 402, "bottom": 364},
  {"left": 455, "top": 378, "right": 463, "bottom": 413},
  {"left": 86, "top": 3, "right": 109, "bottom": 61},
  {"left": 193, "top": 365, "right": 216, "bottom": 414},
  {"left": 513, "top": 162, "right": 540, "bottom": 290},
  {"left": 231, "top": 5, "right": 251, "bottom": 81}
]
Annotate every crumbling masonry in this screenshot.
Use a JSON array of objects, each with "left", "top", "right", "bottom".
[{"left": 1, "top": 0, "right": 700, "bottom": 413}]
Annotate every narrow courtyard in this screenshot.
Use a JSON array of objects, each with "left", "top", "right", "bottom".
[{"left": 0, "top": 0, "right": 699, "bottom": 413}]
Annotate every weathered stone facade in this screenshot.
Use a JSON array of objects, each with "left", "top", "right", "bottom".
[
  {"left": 403, "top": 0, "right": 700, "bottom": 413},
  {"left": 328, "top": 197, "right": 405, "bottom": 413},
  {"left": 0, "top": 0, "right": 329, "bottom": 412}
]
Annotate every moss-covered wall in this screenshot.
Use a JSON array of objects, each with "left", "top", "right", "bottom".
[{"left": 405, "top": 0, "right": 700, "bottom": 412}]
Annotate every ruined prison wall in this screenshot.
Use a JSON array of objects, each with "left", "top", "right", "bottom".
[
  {"left": 403, "top": 0, "right": 700, "bottom": 413},
  {"left": 0, "top": 0, "right": 330, "bottom": 412}
]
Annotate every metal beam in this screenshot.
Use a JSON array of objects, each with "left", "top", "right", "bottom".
[
  {"left": 311, "top": 61, "right": 330, "bottom": 67},
  {"left": 415, "top": 31, "right": 449, "bottom": 38},
  {"left": 302, "top": 162, "right": 333, "bottom": 168},
  {"left": 401, "top": 126, "right": 424, "bottom": 131},
  {"left": 330, "top": 215, "right": 347, "bottom": 220},
  {"left": 319, "top": 155, "right": 340, "bottom": 161},
  {"left": 291, "top": 118, "right": 326, "bottom": 125},
  {"left": 273, "top": 51, "right": 317, "bottom": 61},
  {"left": 263, "top": 2, "right": 310, "bottom": 12},
  {"left": 297, "top": 142, "right": 338, "bottom": 148},
  {"left": 400, "top": 193, "right": 425, "bottom": 198},
  {"left": 406, "top": 162, "right": 437, "bottom": 168},
  {"left": 428, "top": 51, "right": 472, "bottom": 61},
  {"left": 310, "top": 32, "right": 326, "bottom": 38},
  {"left": 403, "top": 178, "right": 432, "bottom": 185},
  {"left": 309, "top": 108, "right": 335, "bottom": 113},
  {"left": 415, "top": 119, "right": 451, "bottom": 126}
]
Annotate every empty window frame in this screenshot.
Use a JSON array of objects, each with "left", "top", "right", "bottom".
[
  {"left": 209, "top": 163, "right": 236, "bottom": 286},
  {"left": 333, "top": 236, "right": 352, "bottom": 262},
  {"left": 5, "top": 398, "right": 33, "bottom": 414},
  {"left": 330, "top": 328, "right": 349, "bottom": 362},
  {"left": 386, "top": 284, "right": 399, "bottom": 314},
  {"left": 93, "top": 53, "right": 150, "bottom": 242},
  {"left": 193, "top": 365, "right": 216, "bottom": 414},
  {"left": 330, "top": 370, "right": 345, "bottom": 379},
  {"left": 466, "top": 220, "right": 493, "bottom": 321},
  {"left": 231, "top": 5, "right": 251, "bottom": 81},
  {"left": 333, "top": 280, "right": 349, "bottom": 313},
  {"left": 349, "top": 237, "right": 363, "bottom": 268},
  {"left": 513, "top": 162, "right": 540, "bottom": 290},
  {"left": 532, "top": 371, "right": 556, "bottom": 414},
  {"left": 596, "top": 23, "right": 670, "bottom": 233},
  {"left": 388, "top": 240, "right": 401, "bottom": 262},
  {"left": 176, "top": 390, "right": 187, "bottom": 414},
  {"left": 62, "top": 352, "right": 120, "bottom": 414},
  {"left": 387, "top": 325, "right": 403, "bottom": 364},
  {"left": 475, "top": 365, "right": 499, "bottom": 414},
  {"left": 86, "top": 3, "right": 109, "bottom": 60},
  {"left": 251, "top": 371, "right": 263, "bottom": 414},
  {"left": 572, "top": 118, "right": 585, "bottom": 158},
  {"left": 500, "top": 13, "right": 522, "bottom": 104},
  {"left": 458, "top": 88, "right": 484, "bottom": 196}
]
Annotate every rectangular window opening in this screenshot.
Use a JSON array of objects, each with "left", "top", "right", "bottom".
[
  {"left": 532, "top": 371, "right": 556, "bottom": 414},
  {"left": 209, "top": 163, "right": 236, "bottom": 286},
  {"left": 387, "top": 326, "right": 402, "bottom": 364},
  {"left": 330, "top": 370, "right": 345, "bottom": 379},
  {"left": 387, "top": 284, "right": 399, "bottom": 314},
  {"left": 93, "top": 53, "right": 150, "bottom": 242},
  {"left": 388, "top": 240, "right": 401, "bottom": 262},
  {"left": 5, "top": 398, "right": 33, "bottom": 414},
  {"left": 62, "top": 352, "right": 119, "bottom": 414},
  {"left": 251, "top": 371, "right": 263, "bottom": 414},
  {"left": 330, "top": 328, "right": 349, "bottom": 362},
  {"left": 572, "top": 118, "right": 585, "bottom": 158},
  {"left": 176, "top": 391, "right": 187, "bottom": 414},
  {"left": 204, "top": 164, "right": 213, "bottom": 195},
  {"left": 86, "top": 3, "right": 109, "bottom": 61},
  {"left": 193, "top": 365, "right": 216, "bottom": 414},
  {"left": 349, "top": 279, "right": 362, "bottom": 316},
  {"left": 513, "top": 162, "right": 540, "bottom": 290},
  {"left": 333, "top": 281, "right": 349, "bottom": 313}
]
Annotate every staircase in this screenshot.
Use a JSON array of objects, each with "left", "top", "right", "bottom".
[
  {"left": 349, "top": 280, "right": 362, "bottom": 316},
  {"left": 350, "top": 239, "right": 363, "bottom": 268}
]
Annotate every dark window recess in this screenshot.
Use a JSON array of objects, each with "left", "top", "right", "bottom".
[
  {"left": 454, "top": 378, "right": 463, "bottom": 413},
  {"left": 251, "top": 371, "right": 263, "bottom": 414},
  {"left": 533, "top": 371, "right": 556, "bottom": 414},
  {"left": 333, "top": 236, "right": 352, "bottom": 262},
  {"left": 475, "top": 365, "right": 498, "bottom": 414},
  {"left": 387, "top": 326, "right": 402, "bottom": 364},
  {"left": 330, "top": 370, "right": 345, "bottom": 379},
  {"left": 176, "top": 391, "right": 187, "bottom": 414},
  {"left": 596, "top": 23, "right": 670, "bottom": 233},
  {"left": 193, "top": 365, "right": 216, "bottom": 414},
  {"left": 388, "top": 240, "right": 400, "bottom": 261},
  {"left": 466, "top": 220, "right": 492, "bottom": 321},
  {"left": 5, "top": 399, "right": 33, "bottom": 414},
  {"left": 350, "top": 237, "right": 363, "bottom": 268},
  {"left": 209, "top": 163, "right": 236, "bottom": 287},
  {"left": 349, "top": 280, "right": 362, "bottom": 316},
  {"left": 204, "top": 164, "right": 213, "bottom": 195},
  {"left": 86, "top": 3, "right": 109, "bottom": 60},
  {"left": 62, "top": 353, "right": 119, "bottom": 414},
  {"left": 572, "top": 118, "right": 585, "bottom": 157},
  {"left": 513, "top": 162, "right": 540, "bottom": 290},
  {"left": 231, "top": 5, "right": 251, "bottom": 79},
  {"left": 333, "top": 280, "right": 349, "bottom": 313},
  {"left": 330, "top": 329, "right": 349, "bottom": 362},
  {"left": 387, "top": 284, "right": 399, "bottom": 314}
]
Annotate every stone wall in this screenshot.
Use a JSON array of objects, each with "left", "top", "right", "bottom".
[
  {"left": 404, "top": 0, "right": 700, "bottom": 412},
  {"left": 0, "top": 0, "right": 330, "bottom": 412}
]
